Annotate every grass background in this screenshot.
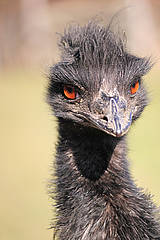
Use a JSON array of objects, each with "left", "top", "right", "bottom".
[{"left": 0, "top": 67, "right": 160, "bottom": 240}]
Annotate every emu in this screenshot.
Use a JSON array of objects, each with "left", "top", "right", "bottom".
[{"left": 47, "top": 22, "right": 160, "bottom": 239}]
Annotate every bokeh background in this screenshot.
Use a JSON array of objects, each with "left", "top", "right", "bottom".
[{"left": 0, "top": 0, "right": 160, "bottom": 239}]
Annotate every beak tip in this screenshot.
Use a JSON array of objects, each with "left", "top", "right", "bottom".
[{"left": 116, "top": 129, "right": 122, "bottom": 135}]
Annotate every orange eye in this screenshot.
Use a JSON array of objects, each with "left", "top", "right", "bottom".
[
  {"left": 63, "top": 85, "right": 76, "bottom": 100},
  {"left": 130, "top": 80, "right": 140, "bottom": 95}
]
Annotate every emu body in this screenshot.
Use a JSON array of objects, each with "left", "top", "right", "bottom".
[{"left": 48, "top": 22, "right": 160, "bottom": 239}]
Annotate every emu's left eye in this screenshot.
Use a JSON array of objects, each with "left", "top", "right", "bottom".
[
  {"left": 130, "top": 80, "right": 140, "bottom": 95},
  {"left": 63, "top": 85, "right": 77, "bottom": 100}
]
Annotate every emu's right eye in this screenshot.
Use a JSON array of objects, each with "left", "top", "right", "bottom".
[
  {"left": 130, "top": 80, "right": 140, "bottom": 95},
  {"left": 63, "top": 85, "right": 76, "bottom": 100}
]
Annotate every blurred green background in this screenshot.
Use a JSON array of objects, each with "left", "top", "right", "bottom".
[{"left": 0, "top": 0, "right": 160, "bottom": 240}]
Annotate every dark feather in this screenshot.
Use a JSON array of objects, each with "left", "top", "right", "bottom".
[{"left": 47, "top": 21, "right": 160, "bottom": 240}]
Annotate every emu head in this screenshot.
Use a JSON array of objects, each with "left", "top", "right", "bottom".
[{"left": 48, "top": 22, "right": 151, "bottom": 137}]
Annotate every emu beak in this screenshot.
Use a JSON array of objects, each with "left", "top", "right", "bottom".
[
  {"left": 89, "top": 94, "right": 133, "bottom": 137},
  {"left": 104, "top": 97, "right": 132, "bottom": 137}
]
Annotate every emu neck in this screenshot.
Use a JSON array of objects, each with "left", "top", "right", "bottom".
[{"left": 55, "top": 119, "right": 160, "bottom": 239}]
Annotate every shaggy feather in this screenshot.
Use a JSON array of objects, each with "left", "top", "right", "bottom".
[{"left": 47, "top": 21, "right": 160, "bottom": 239}]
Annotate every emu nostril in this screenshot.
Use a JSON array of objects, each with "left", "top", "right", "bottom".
[{"left": 102, "top": 116, "right": 108, "bottom": 122}]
